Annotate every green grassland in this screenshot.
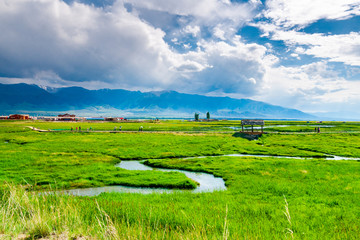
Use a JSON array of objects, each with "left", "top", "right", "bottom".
[
  {"left": 0, "top": 120, "right": 359, "bottom": 239},
  {"left": 27, "top": 119, "right": 360, "bottom": 132}
]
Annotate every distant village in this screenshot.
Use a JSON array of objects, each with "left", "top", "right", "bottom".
[
  {"left": 0, "top": 113, "right": 128, "bottom": 122},
  {"left": 0, "top": 112, "right": 219, "bottom": 122}
]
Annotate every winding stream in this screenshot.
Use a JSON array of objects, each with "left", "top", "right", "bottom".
[
  {"left": 59, "top": 160, "right": 227, "bottom": 196},
  {"left": 117, "top": 161, "right": 226, "bottom": 193},
  {"left": 57, "top": 153, "right": 359, "bottom": 197}
]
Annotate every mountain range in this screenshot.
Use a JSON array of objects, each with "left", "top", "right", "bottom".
[{"left": 0, "top": 83, "right": 314, "bottom": 119}]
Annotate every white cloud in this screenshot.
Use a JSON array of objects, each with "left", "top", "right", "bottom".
[
  {"left": 294, "top": 47, "right": 306, "bottom": 54},
  {"left": 183, "top": 37, "right": 268, "bottom": 95},
  {"left": 183, "top": 25, "right": 200, "bottom": 37},
  {"left": 290, "top": 53, "right": 299, "bottom": 58},
  {"left": 0, "top": 0, "right": 211, "bottom": 90},
  {"left": 264, "top": 0, "right": 360, "bottom": 28},
  {"left": 0, "top": 0, "right": 176, "bottom": 86},
  {"left": 124, "top": 0, "right": 258, "bottom": 41},
  {"left": 213, "top": 25, "right": 226, "bottom": 40},
  {"left": 183, "top": 43, "right": 191, "bottom": 49},
  {"left": 0, "top": 0, "right": 270, "bottom": 97},
  {"left": 271, "top": 30, "right": 360, "bottom": 66},
  {"left": 124, "top": 0, "right": 253, "bottom": 25},
  {"left": 251, "top": 0, "right": 360, "bottom": 116},
  {"left": 255, "top": 61, "right": 360, "bottom": 113},
  {"left": 253, "top": 19, "right": 360, "bottom": 66}
]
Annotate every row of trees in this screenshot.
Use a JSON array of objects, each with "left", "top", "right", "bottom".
[{"left": 194, "top": 112, "right": 210, "bottom": 121}]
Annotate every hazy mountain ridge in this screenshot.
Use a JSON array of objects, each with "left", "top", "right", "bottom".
[{"left": 0, "top": 83, "right": 314, "bottom": 119}]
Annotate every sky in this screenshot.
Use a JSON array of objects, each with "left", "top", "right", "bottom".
[{"left": 0, "top": 0, "right": 360, "bottom": 118}]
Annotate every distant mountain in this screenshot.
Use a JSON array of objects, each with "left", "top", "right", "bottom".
[{"left": 0, "top": 83, "right": 315, "bottom": 119}]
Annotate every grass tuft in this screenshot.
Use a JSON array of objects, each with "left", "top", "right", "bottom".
[{"left": 283, "top": 195, "right": 294, "bottom": 239}]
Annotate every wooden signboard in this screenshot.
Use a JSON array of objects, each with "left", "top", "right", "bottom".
[
  {"left": 241, "top": 119, "right": 264, "bottom": 126},
  {"left": 241, "top": 119, "right": 265, "bottom": 133}
]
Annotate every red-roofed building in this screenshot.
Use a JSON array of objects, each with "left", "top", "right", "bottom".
[
  {"left": 57, "top": 113, "right": 76, "bottom": 121},
  {"left": 8, "top": 114, "right": 29, "bottom": 120}
]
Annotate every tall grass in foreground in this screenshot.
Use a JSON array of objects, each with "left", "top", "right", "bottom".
[
  {"left": 1, "top": 182, "right": 358, "bottom": 239},
  {"left": 0, "top": 185, "right": 232, "bottom": 239},
  {"left": 0, "top": 184, "right": 119, "bottom": 239}
]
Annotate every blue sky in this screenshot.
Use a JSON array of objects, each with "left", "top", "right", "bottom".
[{"left": 0, "top": 0, "right": 360, "bottom": 118}]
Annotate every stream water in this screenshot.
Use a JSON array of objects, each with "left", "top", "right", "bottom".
[
  {"left": 55, "top": 153, "right": 359, "bottom": 196},
  {"left": 59, "top": 160, "right": 226, "bottom": 196}
]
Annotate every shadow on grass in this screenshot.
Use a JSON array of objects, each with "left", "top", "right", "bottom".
[{"left": 232, "top": 132, "right": 263, "bottom": 140}]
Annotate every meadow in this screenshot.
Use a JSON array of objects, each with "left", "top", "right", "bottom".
[
  {"left": 0, "top": 120, "right": 359, "bottom": 239},
  {"left": 28, "top": 119, "right": 360, "bottom": 132}
]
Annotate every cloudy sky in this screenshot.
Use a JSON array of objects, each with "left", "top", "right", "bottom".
[{"left": 1, "top": 0, "right": 360, "bottom": 117}]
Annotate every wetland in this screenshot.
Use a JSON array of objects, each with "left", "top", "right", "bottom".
[{"left": 0, "top": 120, "right": 360, "bottom": 239}]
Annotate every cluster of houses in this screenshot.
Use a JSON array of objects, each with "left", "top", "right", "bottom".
[
  {"left": 0, "top": 113, "right": 127, "bottom": 122},
  {"left": 39, "top": 114, "right": 82, "bottom": 121},
  {"left": 0, "top": 114, "right": 31, "bottom": 120}
]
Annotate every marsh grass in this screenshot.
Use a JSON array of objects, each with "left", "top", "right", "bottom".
[
  {"left": 0, "top": 184, "right": 129, "bottom": 239},
  {"left": 0, "top": 184, "right": 233, "bottom": 239},
  {"left": 3, "top": 122, "right": 344, "bottom": 191},
  {"left": 2, "top": 177, "right": 358, "bottom": 239},
  {"left": 1, "top": 121, "right": 360, "bottom": 239}
]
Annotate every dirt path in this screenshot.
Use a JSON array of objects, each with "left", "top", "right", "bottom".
[{"left": 26, "top": 126, "right": 50, "bottom": 132}]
